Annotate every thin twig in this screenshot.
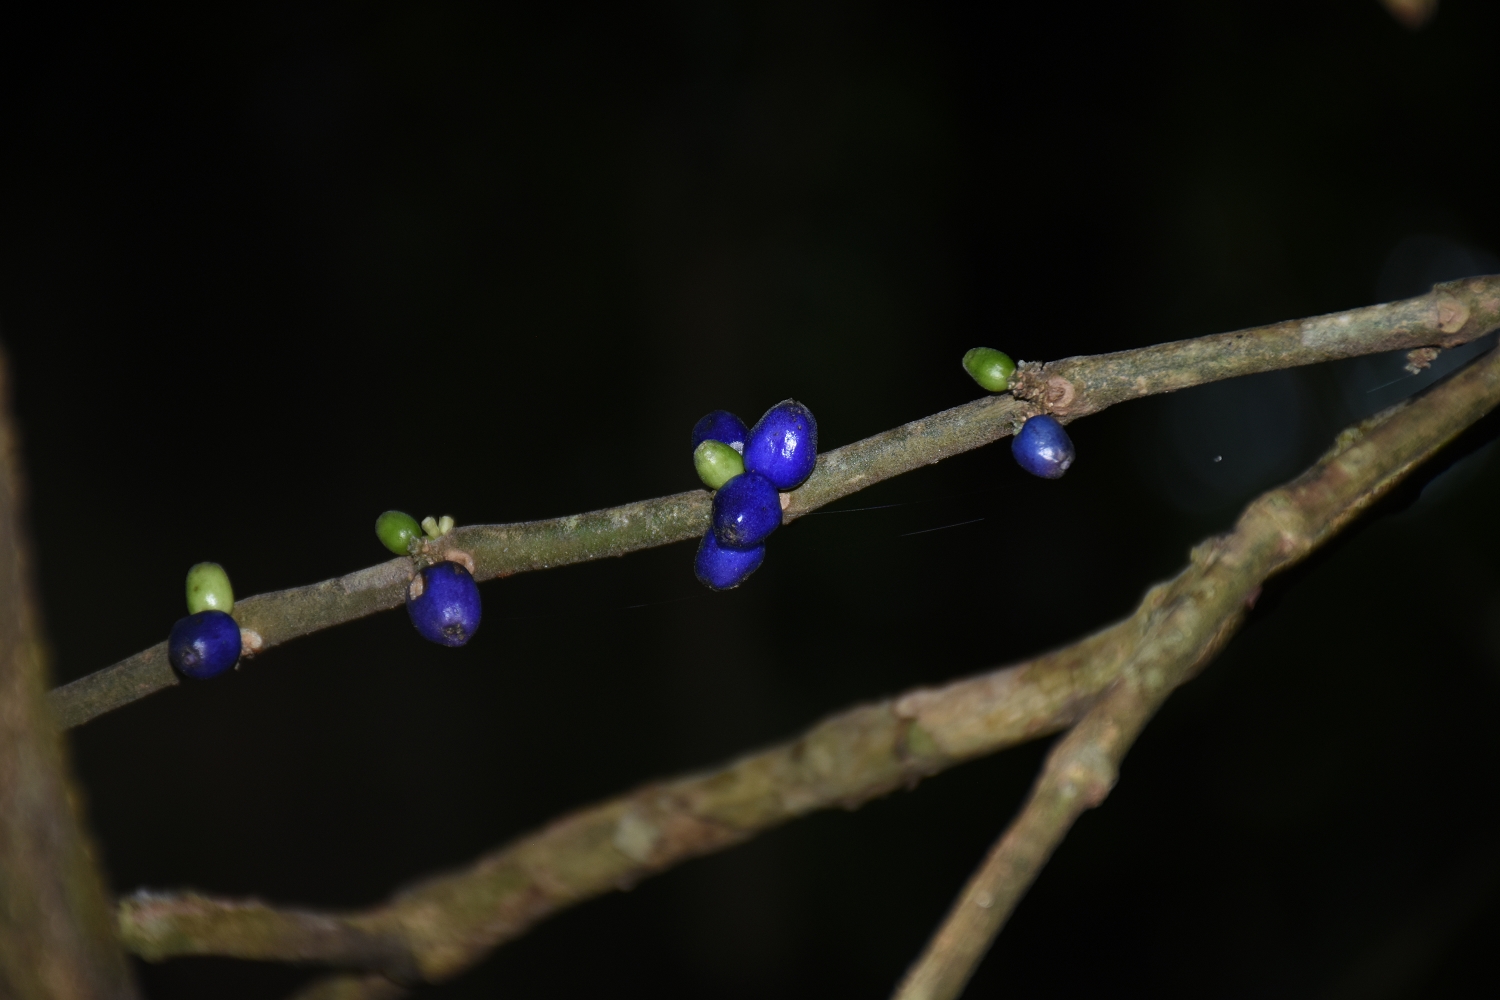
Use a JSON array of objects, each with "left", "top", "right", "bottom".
[
  {"left": 48, "top": 277, "right": 1500, "bottom": 729},
  {"left": 891, "top": 340, "right": 1500, "bottom": 1000},
  {"left": 118, "top": 893, "right": 420, "bottom": 981},
  {"left": 117, "top": 340, "right": 1500, "bottom": 998}
]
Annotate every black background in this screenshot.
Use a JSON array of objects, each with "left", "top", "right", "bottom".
[{"left": 4, "top": 1, "right": 1500, "bottom": 997}]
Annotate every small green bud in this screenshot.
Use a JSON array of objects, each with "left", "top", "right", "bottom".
[
  {"left": 376, "top": 510, "right": 423, "bottom": 555},
  {"left": 421, "top": 516, "right": 441, "bottom": 538},
  {"left": 185, "top": 562, "right": 234, "bottom": 614},
  {"left": 436, "top": 515, "right": 455, "bottom": 536},
  {"left": 963, "top": 347, "right": 1016, "bottom": 393},
  {"left": 694, "top": 439, "right": 745, "bottom": 490}
]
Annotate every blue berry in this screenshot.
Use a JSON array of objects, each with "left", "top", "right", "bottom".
[
  {"left": 743, "top": 400, "right": 818, "bottom": 490},
  {"left": 1012, "top": 415, "right": 1075, "bottom": 479},
  {"left": 406, "top": 560, "right": 482, "bottom": 647},
  {"left": 712, "top": 471, "right": 782, "bottom": 549},
  {"left": 692, "top": 410, "right": 749, "bottom": 454},
  {"left": 694, "top": 530, "right": 766, "bottom": 590},
  {"left": 168, "top": 610, "right": 242, "bottom": 679}
]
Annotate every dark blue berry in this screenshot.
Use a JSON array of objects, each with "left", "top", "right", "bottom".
[
  {"left": 1012, "top": 415, "right": 1075, "bottom": 479},
  {"left": 743, "top": 400, "right": 818, "bottom": 490},
  {"left": 168, "top": 610, "right": 242, "bottom": 679},
  {"left": 406, "top": 560, "right": 483, "bottom": 647},
  {"left": 692, "top": 410, "right": 749, "bottom": 453},
  {"left": 694, "top": 530, "right": 766, "bottom": 590},
  {"left": 712, "top": 471, "right": 782, "bottom": 549}
]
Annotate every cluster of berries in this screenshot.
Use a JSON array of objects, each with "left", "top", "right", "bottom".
[
  {"left": 167, "top": 563, "right": 244, "bottom": 679},
  {"left": 963, "top": 347, "right": 1075, "bottom": 478},
  {"left": 165, "top": 513, "right": 484, "bottom": 682},
  {"left": 691, "top": 400, "right": 818, "bottom": 590},
  {"left": 168, "top": 352, "right": 1070, "bottom": 678},
  {"left": 376, "top": 510, "right": 483, "bottom": 647}
]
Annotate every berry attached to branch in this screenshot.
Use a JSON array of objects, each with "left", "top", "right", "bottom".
[
  {"left": 694, "top": 440, "right": 745, "bottom": 490},
  {"left": 168, "top": 611, "right": 242, "bottom": 679},
  {"left": 406, "top": 561, "right": 483, "bottom": 647},
  {"left": 376, "top": 511, "right": 423, "bottom": 555},
  {"left": 185, "top": 562, "right": 234, "bottom": 614},
  {"left": 743, "top": 400, "right": 818, "bottom": 490},
  {"left": 1012, "top": 415, "right": 1075, "bottom": 479},
  {"left": 711, "top": 471, "right": 783, "bottom": 549},
  {"left": 962, "top": 347, "right": 1016, "bottom": 392},
  {"left": 691, "top": 410, "right": 749, "bottom": 454},
  {"left": 694, "top": 530, "right": 766, "bottom": 590}
]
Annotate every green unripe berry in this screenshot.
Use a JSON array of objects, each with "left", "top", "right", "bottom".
[
  {"left": 376, "top": 510, "right": 423, "bottom": 555},
  {"left": 694, "top": 439, "right": 745, "bottom": 490},
  {"left": 185, "top": 562, "right": 234, "bottom": 614},
  {"left": 962, "top": 347, "right": 1016, "bottom": 393}
]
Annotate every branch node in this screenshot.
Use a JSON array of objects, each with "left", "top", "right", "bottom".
[
  {"left": 1057, "top": 745, "right": 1118, "bottom": 809},
  {"left": 1435, "top": 296, "right": 1469, "bottom": 335},
  {"left": 611, "top": 809, "right": 661, "bottom": 864},
  {"left": 1042, "top": 376, "right": 1077, "bottom": 414},
  {"left": 441, "top": 549, "right": 476, "bottom": 575}
]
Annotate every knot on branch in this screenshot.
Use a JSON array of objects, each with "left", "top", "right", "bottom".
[
  {"left": 606, "top": 796, "right": 742, "bottom": 875},
  {"left": 1434, "top": 295, "right": 1471, "bottom": 341},
  {"left": 1052, "top": 743, "right": 1117, "bottom": 809},
  {"left": 1006, "top": 362, "right": 1079, "bottom": 417}
]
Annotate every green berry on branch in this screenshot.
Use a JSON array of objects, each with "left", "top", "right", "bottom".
[
  {"left": 962, "top": 347, "right": 1016, "bottom": 392},
  {"left": 376, "top": 510, "right": 423, "bottom": 555},
  {"left": 694, "top": 439, "right": 746, "bottom": 490},
  {"left": 185, "top": 562, "right": 234, "bottom": 614}
]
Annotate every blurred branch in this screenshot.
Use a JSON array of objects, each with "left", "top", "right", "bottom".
[
  {"left": 1379, "top": 0, "right": 1438, "bottom": 29},
  {"left": 118, "top": 893, "right": 419, "bottom": 982},
  {"left": 50, "top": 275, "right": 1500, "bottom": 730},
  {"left": 117, "top": 339, "right": 1500, "bottom": 998},
  {"left": 0, "top": 348, "right": 140, "bottom": 997},
  {"left": 120, "top": 626, "right": 1121, "bottom": 978},
  {"left": 893, "top": 341, "right": 1500, "bottom": 999}
]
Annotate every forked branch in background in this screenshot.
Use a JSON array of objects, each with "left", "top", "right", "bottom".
[{"left": 892, "top": 341, "right": 1500, "bottom": 1000}]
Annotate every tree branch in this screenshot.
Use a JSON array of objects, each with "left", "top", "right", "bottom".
[
  {"left": 118, "top": 893, "right": 420, "bottom": 982},
  {"left": 116, "top": 338, "right": 1500, "bottom": 998},
  {"left": 48, "top": 276, "right": 1500, "bottom": 730},
  {"left": 119, "top": 626, "right": 1121, "bottom": 977},
  {"left": 0, "top": 346, "right": 140, "bottom": 998},
  {"left": 891, "top": 338, "right": 1500, "bottom": 1000}
]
